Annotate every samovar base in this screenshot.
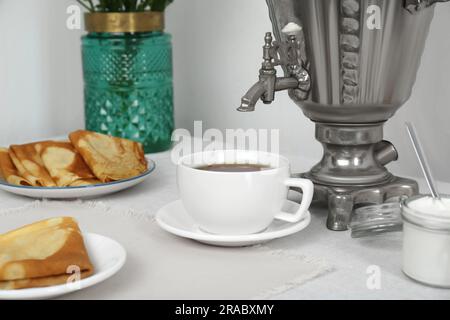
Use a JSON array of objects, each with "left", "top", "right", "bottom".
[
  {"left": 292, "top": 174, "right": 419, "bottom": 231},
  {"left": 290, "top": 122, "right": 419, "bottom": 231}
]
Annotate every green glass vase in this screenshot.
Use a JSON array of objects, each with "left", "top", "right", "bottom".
[{"left": 81, "top": 32, "right": 174, "bottom": 153}]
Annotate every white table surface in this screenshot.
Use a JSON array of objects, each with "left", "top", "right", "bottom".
[{"left": 1, "top": 149, "right": 450, "bottom": 300}]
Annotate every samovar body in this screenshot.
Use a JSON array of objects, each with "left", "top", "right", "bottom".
[{"left": 240, "top": 0, "right": 449, "bottom": 230}]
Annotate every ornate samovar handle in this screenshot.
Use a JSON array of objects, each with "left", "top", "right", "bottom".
[
  {"left": 404, "top": 0, "right": 450, "bottom": 13},
  {"left": 278, "top": 24, "right": 311, "bottom": 101}
]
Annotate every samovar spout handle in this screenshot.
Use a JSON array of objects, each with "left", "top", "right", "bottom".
[
  {"left": 404, "top": 0, "right": 450, "bottom": 13},
  {"left": 237, "top": 30, "right": 311, "bottom": 112}
]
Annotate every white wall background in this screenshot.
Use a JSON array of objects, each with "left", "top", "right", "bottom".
[{"left": 1, "top": 0, "right": 450, "bottom": 181}]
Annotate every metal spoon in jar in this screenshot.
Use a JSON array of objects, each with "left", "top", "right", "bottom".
[{"left": 405, "top": 122, "right": 441, "bottom": 199}]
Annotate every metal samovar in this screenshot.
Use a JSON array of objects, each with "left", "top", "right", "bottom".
[{"left": 239, "top": 0, "right": 450, "bottom": 231}]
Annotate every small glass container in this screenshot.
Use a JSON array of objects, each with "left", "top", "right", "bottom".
[
  {"left": 402, "top": 195, "right": 450, "bottom": 288},
  {"left": 349, "top": 202, "right": 403, "bottom": 238}
]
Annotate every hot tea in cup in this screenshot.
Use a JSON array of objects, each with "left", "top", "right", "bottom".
[{"left": 177, "top": 150, "right": 314, "bottom": 235}]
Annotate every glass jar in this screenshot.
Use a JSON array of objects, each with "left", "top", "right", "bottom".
[
  {"left": 81, "top": 32, "right": 174, "bottom": 153},
  {"left": 402, "top": 195, "right": 450, "bottom": 288},
  {"left": 349, "top": 202, "right": 403, "bottom": 238}
]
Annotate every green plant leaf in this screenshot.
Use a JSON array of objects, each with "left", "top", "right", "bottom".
[
  {"left": 76, "top": 0, "right": 94, "bottom": 11},
  {"left": 151, "top": 0, "right": 173, "bottom": 12},
  {"left": 77, "top": 0, "right": 173, "bottom": 12}
]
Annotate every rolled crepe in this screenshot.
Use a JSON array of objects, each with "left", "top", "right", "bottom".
[
  {"left": 0, "top": 217, "right": 94, "bottom": 290},
  {"left": 9, "top": 143, "right": 56, "bottom": 187},
  {"left": 69, "top": 130, "right": 148, "bottom": 182},
  {"left": 0, "top": 148, "right": 31, "bottom": 186},
  {"left": 35, "top": 141, "right": 100, "bottom": 187},
  {"left": 69, "top": 179, "right": 103, "bottom": 187}
]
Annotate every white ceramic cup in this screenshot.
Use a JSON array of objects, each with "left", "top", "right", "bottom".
[{"left": 177, "top": 150, "right": 314, "bottom": 235}]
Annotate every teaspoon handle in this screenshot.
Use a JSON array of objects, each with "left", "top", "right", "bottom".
[{"left": 405, "top": 122, "right": 440, "bottom": 199}]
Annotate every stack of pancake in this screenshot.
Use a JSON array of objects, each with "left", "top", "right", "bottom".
[{"left": 0, "top": 130, "right": 148, "bottom": 187}]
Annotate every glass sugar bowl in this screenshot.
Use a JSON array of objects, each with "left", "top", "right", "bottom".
[{"left": 401, "top": 195, "right": 450, "bottom": 288}]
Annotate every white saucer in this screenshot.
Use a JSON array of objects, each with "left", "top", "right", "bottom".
[
  {"left": 0, "top": 156, "right": 155, "bottom": 199},
  {"left": 0, "top": 233, "right": 126, "bottom": 300},
  {"left": 156, "top": 200, "right": 311, "bottom": 247}
]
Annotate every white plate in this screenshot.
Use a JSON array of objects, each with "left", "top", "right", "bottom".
[
  {"left": 0, "top": 233, "right": 126, "bottom": 300},
  {"left": 156, "top": 200, "right": 311, "bottom": 247},
  {"left": 0, "top": 156, "right": 155, "bottom": 199}
]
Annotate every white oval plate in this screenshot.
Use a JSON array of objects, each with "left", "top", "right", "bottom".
[
  {"left": 0, "top": 156, "right": 155, "bottom": 199},
  {"left": 0, "top": 233, "right": 126, "bottom": 300},
  {"left": 156, "top": 200, "right": 311, "bottom": 247}
]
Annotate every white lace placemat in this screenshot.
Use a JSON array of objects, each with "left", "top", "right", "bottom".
[{"left": 0, "top": 200, "right": 332, "bottom": 300}]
